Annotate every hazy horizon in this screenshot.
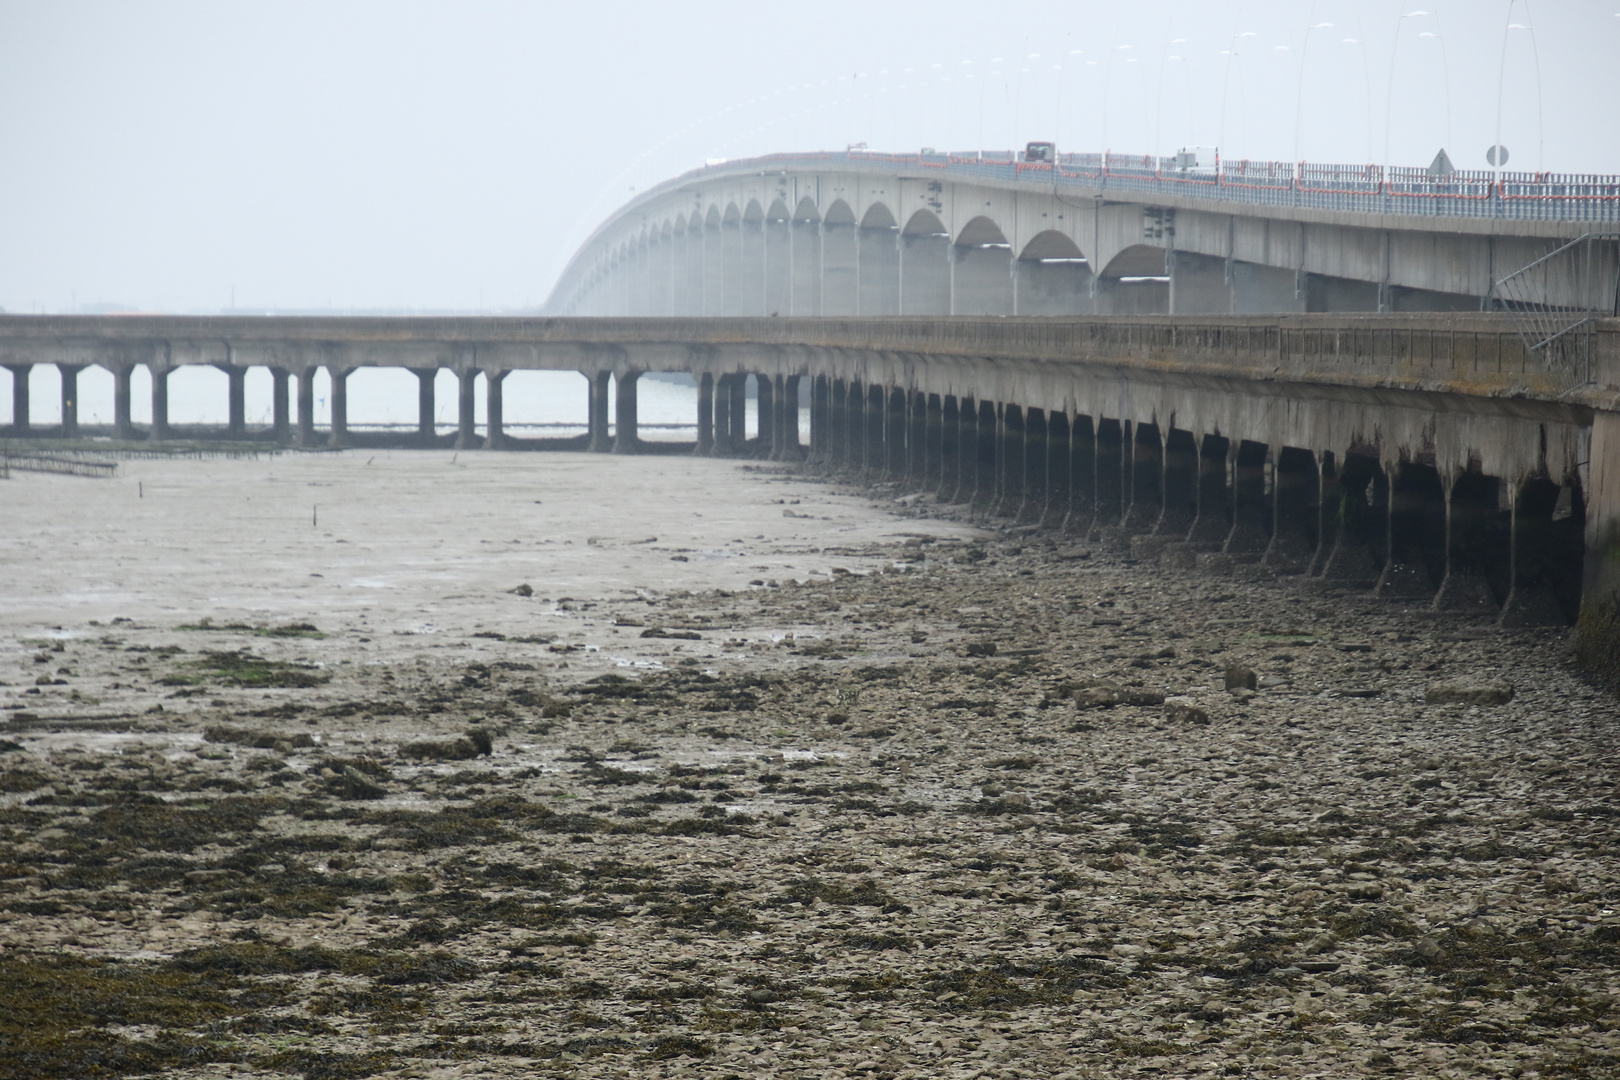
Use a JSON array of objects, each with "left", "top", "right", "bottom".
[{"left": 3, "top": 0, "right": 1616, "bottom": 316}]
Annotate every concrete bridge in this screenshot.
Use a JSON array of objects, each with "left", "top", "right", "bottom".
[
  {"left": 1, "top": 311, "right": 1617, "bottom": 688},
  {"left": 547, "top": 150, "right": 1620, "bottom": 320}
]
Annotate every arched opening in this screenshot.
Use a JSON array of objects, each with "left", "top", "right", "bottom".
[
  {"left": 1098, "top": 244, "right": 1170, "bottom": 314},
  {"left": 1017, "top": 230, "right": 1092, "bottom": 316},
  {"left": 822, "top": 199, "right": 858, "bottom": 315},
  {"left": 763, "top": 199, "right": 791, "bottom": 316},
  {"left": 790, "top": 198, "right": 822, "bottom": 316},
  {"left": 858, "top": 203, "right": 899, "bottom": 314},
  {"left": 953, "top": 215, "right": 1013, "bottom": 315},
  {"left": 900, "top": 209, "right": 950, "bottom": 315},
  {"left": 703, "top": 205, "right": 723, "bottom": 315},
  {"left": 721, "top": 202, "right": 746, "bottom": 315}
]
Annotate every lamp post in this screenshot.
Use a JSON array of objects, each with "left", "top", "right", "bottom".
[
  {"left": 1101, "top": 44, "right": 1133, "bottom": 151},
  {"left": 1383, "top": 10, "right": 1451, "bottom": 172},
  {"left": 1218, "top": 32, "right": 1256, "bottom": 160},
  {"left": 1153, "top": 38, "right": 1187, "bottom": 160},
  {"left": 1340, "top": 37, "right": 1374, "bottom": 164},
  {"left": 1293, "top": 22, "right": 1334, "bottom": 163},
  {"left": 1492, "top": 8, "right": 1544, "bottom": 172}
]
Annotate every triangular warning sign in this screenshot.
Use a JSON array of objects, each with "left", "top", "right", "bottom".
[{"left": 1426, "top": 149, "right": 1455, "bottom": 178}]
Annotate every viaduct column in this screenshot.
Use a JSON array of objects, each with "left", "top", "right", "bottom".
[
  {"left": 485, "top": 369, "right": 508, "bottom": 449},
  {"left": 695, "top": 372, "right": 715, "bottom": 455},
  {"left": 5, "top": 364, "right": 29, "bottom": 434},
  {"left": 781, "top": 375, "right": 801, "bottom": 459},
  {"left": 295, "top": 366, "right": 317, "bottom": 446},
  {"left": 410, "top": 368, "right": 438, "bottom": 446},
  {"left": 220, "top": 365, "right": 246, "bottom": 438},
  {"left": 270, "top": 368, "right": 290, "bottom": 443},
  {"left": 1578, "top": 410, "right": 1620, "bottom": 688},
  {"left": 586, "top": 371, "right": 612, "bottom": 452},
  {"left": 58, "top": 364, "right": 83, "bottom": 438},
  {"left": 150, "top": 362, "right": 173, "bottom": 441},
  {"left": 112, "top": 365, "right": 136, "bottom": 440},
  {"left": 613, "top": 369, "right": 641, "bottom": 454},
  {"left": 713, "top": 374, "right": 734, "bottom": 455},
  {"left": 328, "top": 367, "right": 351, "bottom": 448},
  {"left": 756, "top": 370, "right": 775, "bottom": 455},
  {"left": 454, "top": 368, "right": 478, "bottom": 449}
]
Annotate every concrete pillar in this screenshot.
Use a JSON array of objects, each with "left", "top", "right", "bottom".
[
  {"left": 781, "top": 375, "right": 801, "bottom": 459},
  {"left": 864, "top": 384, "right": 886, "bottom": 479},
  {"left": 5, "top": 364, "right": 30, "bottom": 433},
  {"left": 714, "top": 374, "right": 735, "bottom": 455},
  {"left": 823, "top": 378, "right": 845, "bottom": 468},
  {"left": 1263, "top": 447, "right": 1321, "bottom": 574},
  {"left": 923, "top": 393, "right": 943, "bottom": 492},
  {"left": 294, "top": 367, "right": 317, "bottom": 446},
  {"left": 485, "top": 370, "right": 508, "bottom": 449},
  {"left": 151, "top": 364, "right": 174, "bottom": 441},
  {"left": 809, "top": 375, "right": 830, "bottom": 464},
  {"left": 1187, "top": 434, "right": 1231, "bottom": 547},
  {"left": 1375, "top": 462, "right": 1443, "bottom": 599},
  {"left": 1230, "top": 262, "right": 1307, "bottom": 314},
  {"left": 1318, "top": 455, "right": 1384, "bottom": 586},
  {"left": 219, "top": 365, "right": 246, "bottom": 438},
  {"left": 823, "top": 221, "right": 857, "bottom": 315},
  {"left": 993, "top": 403, "right": 1024, "bottom": 516},
  {"left": 1122, "top": 422, "right": 1163, "bottom": 533},
  {"left": 1064, "top": 414, "right": 1097, "bottom": 533},
  {"left": 885, "top": 387, "right": 907, "bottom": 480},
  {"left": 939, "top": 396, "right": 963, "bottom": 501},
  {"left": 903, "top": 390, "right": 927, "bottom": 487},
  {"left": 1309, "top": 453, "right": 1342, "bottom": 575},
  {"left": 112, "top": 365, "right": 136, "bottom": 440},
  {"left": 846, "top": 380, "right": 867, "bottom": 472},
  {"left": 1018, "top": 407, "right": 1048, "bottom": 524},
  {"left": 58, "top": 364, "right": 82, "bottom": 438},
  {"left": 1433, "top": 471, "right": 1501, "bottom": 612},
  {"left": 1223, "top": 441, "right": 1270, "bottom": 557},
  {"left": 1092, "top": 419, "right": 1125, "bottom": 531},
  {"left": 973, "top": 399, "right": 998, "bottom": 508},
  {"left": 1501, "top": 477, "right": 1568, "bottom": 626},
  {"left": 452, "top": 369, "right": 477, "bottom": 449},
  {"left": 410, "top": 368, "right": 438, "bottom": 446},
  {"left": 328, "top": 366, "right": 350, "bottom": 448},
  {"left": 1157, "top": 429, "right": 1198, "bottom": 536},
  {"left": 695, "top": 372, "right": 715, "bottom": 455},
  {"left": 270, "top": 368, "right": 290, "bottom": 443},
  {"left": 756, "top": 373, "right": 775, "bottom": 456},
  {"left": 729, "top": 373, "right": 748, "bottom": 451},
  {"left": 613, "top": 370, "right": 640, "bottom": 454},
  {"left": 1043, "top": 412, "right": 1072, "bottom": 528},
  {"left": 586, "top": 371, "right": 612, "bottom": 452},
  {"left": 1577, "top": 411, "right": 1620, "bottom": 687}
]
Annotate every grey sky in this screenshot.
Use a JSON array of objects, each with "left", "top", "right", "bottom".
[{"left": 2, "top": 0, "right": 1615, "bottom": 314}]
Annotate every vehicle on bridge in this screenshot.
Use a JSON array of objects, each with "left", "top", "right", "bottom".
[{"left": 1024, "top": 141, "right": 1055, "bottom": 163}]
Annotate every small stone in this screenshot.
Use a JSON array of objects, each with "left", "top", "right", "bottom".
[
  {"left": 1073, "top": 686, "right": 1119, "bottom": 709},
  {"left": 1111, "top": 944, "right": 1146, "bottom": 958},
  {"left": 1164, "top": 700, "right": 1209, "bottom": 725},
  {"left": 341, "top": 765, "right": 387, "bottom": 800},
  {"left": 745, "top": 988, "right": 780, "bottom": 1004},
  {"left": 1224, "top": 665, "right": 1259, "bottom": 691},
  {"left": 1414, "top": 935, "right": 1445, "bottom": 960},
  {"left": 963, "top": 641, "right": 997, "bottom": 657},
  {"left": 1425, "top": 679, "right": 1514, "bottom": 706},
  {"left": 1302, "top": 932, "right": 1337, "bottom": 955},
  {"left": 509, "top": 583, "right": 533, "bottom": 597}
]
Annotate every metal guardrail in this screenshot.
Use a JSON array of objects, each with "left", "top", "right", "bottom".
[
  {"left": 1495, "top": 233, "right": 1620, "bottom": 350},
  {"left": 0, "top": 452, "right": 118, "bottom": 478},
  {"left": 674, "top": 150, "right": 1620, "bottom": 224}
]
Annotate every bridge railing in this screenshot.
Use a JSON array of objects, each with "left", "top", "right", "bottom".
[{"left": 722, "top": 150, "right": 1620, "bottom": 223}]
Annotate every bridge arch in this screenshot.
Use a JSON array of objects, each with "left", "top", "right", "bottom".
[
  {"left": 1097, "top": 244, "right": 1170, "bottom": 315},
  {"left": 858, "top": 203, "right": 900, "bottom": 314},
  {"left": 792, "top": 196, "right": 820, "bottom": 223},
  {"left": 823, "top": 199, "right": 857, "bottom": 314},
  {"left": 1015, "top": 229, "right": 1093, "bottom": 316},
  {"left": 902, "top": 209, "right": 951, "bottom": 315},
  {"left": 954, "top": 215, "right": 1013, "bottom": 316}
]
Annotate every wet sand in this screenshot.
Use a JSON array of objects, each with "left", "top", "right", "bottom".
[{"left": 1, "top": 451, "right": 1616, "bottom": 1079}]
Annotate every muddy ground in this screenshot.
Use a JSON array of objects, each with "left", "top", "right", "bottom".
[{"left": 1, "top": 455, "right": 1618, "bottom": 1079}]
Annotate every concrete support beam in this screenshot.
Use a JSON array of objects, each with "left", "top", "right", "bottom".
[
  {"left": 1092, "top": 419, "right": 1125, "bottom": 532},
  {"left": 453, "top": 369, "right": 477, "bottom": 449},
  {"left": 1187, "top": 435, "right": 1230, "bottom": 548},
  {"left": 270, "top": 368, "right": 290, "bottom": 443},
  {"left": 1019, "top": 407, "right": 1047, "bottom": 524},
  {"left": 864, "top": 384, "right": 885, "bottom": 479},
  {"left": 220, "top": 365, "right": 246, "bottom": 438},
  {"left": 695, "top": 373, "right": 715, "bottom": 455},
  {"left": 5, "top": 364, "right": 30, "bottom": 433},
  {"left": 729, "top": 372, "right": 748, "bottom": 451},
  {"left": 713, "top": 374, "right": 735, "bottom": 455},
  {"left": 1122, "top": 422, "right": 1162, "bottom": 533},
  {"left": 1577, "top": 411, "right": 1620, "bottom": 689},
  {"left": 1309, "top": 453, "right": 1342, "bottom": 576},
  {"left": 1064, "top": 414, "right": 1097, "bottom": 534},
  {"left": 1263, "top": 447, "right": 1321, "bottom": 574},
  {"left": 613, "top": 370, "right": 640, "bottom": 454},
  {"left": 884, "top": 387, "right": 906, "bottom": 480},
  {"left": 485, "top": 369, "right": 508, "bottom": 449},
  {"left": 1500, "top": 478, "right": 1568, "bottom": 627},
  {"left": 151, "top": 364, "right": 174, "bottom": 441},
  {"left": 823, "top": 223, "right": 857, "bottom": 315},
  {"left": 1318, "top": 456, "right": 1384, "bottom": 585},
  {"left": 58, "top": 364, "right": 82, "bottom": 438},
  {"left": 1433, "top": 472, "right": 1501, "bottom": 611},
  {"left": 781, "top": 375, "right": 801, "bottom": 459},
  {"left": 993, "top": 404, "right": 1023, "bottom": 517},
  {"left": 939, "top": 396, "right": 963, "bottom": 502},
  {"left": 970, "top": 399, "right": 996, "bottom": 507},
  {"left": 586, "top": 371, "right": 612, "bottom": 452},
  {"left": 923, "top": 393, "right": 943, "bottom": 493},
  {"left": 1375, "top": 463, "right": 1441, "bottom": 599},
  {"left": 329, "top": 367, "right": 351, "bottom": 448},
  {"left": 1044, "top": 412, "right": 1072, "bottom": 528},
  {"left": 756, "top": 372, "right": 775, "bottom": 456},
  {"left": 1157, "top": 429, "right": 1198, "bottom": 537},
  {"left": 410, "top": 368, "right": 438, "bottom": 446},
  {"left": 1223, "top": 440, "right": 1271, "bottom": 557},
  {"left": 112, "top": 365, "right": 136, "bottom": 440},
  {"left": 294, "top": 367, "right": 317, "bottom": 446}
]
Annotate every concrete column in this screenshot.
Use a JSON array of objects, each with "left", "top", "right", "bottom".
[
  {"left": 1577, "top": 410, "right": 1620, "bottom": 687},
  {"left": 218, "top": 365, "right": 246, "bottom": 438},
  {"left": 974, "top": 400, "right": 999, "bottom": 509},
  {"left": 294, "top": 367, "right": 317, "bottom": 445},
  {"left": 1122, "top": 422, "right": 1163, "bottom": 533},
  {"left": 1500, "top": 477, "right": 1568, "bottom": 626},
  {"left": 1223, "top": 441, "right": 1270, "bottom": 557},
  {"left": 58, "top": 364, "right": 82, "bottom": 438},
  {"left": 1187, "top": 434, "right": 1230, "bottom": 547},
  {"left": 112, "top": 365, "right": 136, "bottom": 440},
  {"left": 741, "top": 217, "right": 766, "bottom": 315},
  {"left": 1092, "top": 419, "right": 1125, "bottom": 531},
  {"left": 864, "top": 384, "right": 886, "bottom": 479},
  {"left": 1044, "top": 412, "right": 1072, "bottom": 529},
  {"left": 1157, "top": 429, "right": 1198, "bottom": 536},
  {"left": 756, "top": 372, "right": 775, "bottom": 456},
  {"left": 613, "top": 370, "right": 640, "bottom": 454},
  {"left": 328, "top": 367, "right": 350, "bottom": 448},
  {"left": 410, "top": 368, "right": 438, "bottom": 446},
  {"left": 586, "top": 371, "right": 612, "bottom": 452},
  {"left": 847, "top": 380, "right": 866, "bottom": 472},
  {"left": 713, "top": 374, "right": 735, "bottom": 455},
  {"left": 821, "top": 378, "right": 844, "bottom": 468},
  {"left": 1374, "top": 462, "right": 1442, "bottom": 599},
  {"left": 1019, "top": 407, "right": 1048, "bottom": 524},
  {"left": 695, "top": 372, "right": 715, "bottom": 455},
  {"left": 938, "top": 396, "right": 963, "bottom": 502},
  {"left": 270, "top": 368, "right": 290, "bottom": 443},
  {"left": 1318, "top": 455, "right": 1384, "bottom": 586},
  {"left": 5, "top": 364, "right": 30, "bottom": 433},
  {"left": 781, "top": 375, "right": 801, "bottom": 459},
  {"left": 452, "top": 369, "right": 477, "bottom": 449},
  {"left": 485, "top": 370, "right": 508, "bottom": 449},
  {"left": 703, "top": 222, "right": 724, "bottom": 315},
  {"left": 992, "top": 403, "right": 1025, "bottom": 516},
  {"left": 953, "top": 243, "right": 1014, "bottom": 315},
  {"left": 884, "top": 387, "right": 907, "bottom": 480},
  {"left": 1263, "top": 447, "right": 1321, "bottom": 574},
  {"left": 923, "top": 393, "right": 943, "bottom": 492},
  {"left": 730, "top": 373, "right": 749, "bottom": 451},
  {"left": 1064, "top": 414, "right": 1097, "bottom": 533},
  {"left": 151, "top": 364, "right": 174, "bottom": 441},
  {"left": 1433, "top": 472, "right": 1501, "bottom": 611},
  {"left": 1309, "top": 453, "right": 1342, "bottom": 575}
]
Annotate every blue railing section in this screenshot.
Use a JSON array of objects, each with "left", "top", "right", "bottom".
[{"left": 679, "top": 150, "right": 1620, "bottom": 223}]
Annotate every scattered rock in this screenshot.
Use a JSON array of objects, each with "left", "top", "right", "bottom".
[
  {"left": 1073, "top": 686, "right": 1119, "bottom": 709},
  {"left": 508, "top": 583, "right": 534, "bottom": 597},
  {"left": 340, "top": 765, "right": 387, "bottom": 800},
  {"left": 1426, "top": 679, "right": 1515, "bottom": 706},
  {"left": 1164, "top": 700, "right": 1210, "bottom": 725},
  {"left": 1224, "top": 664, "right": 1259, "bottom": 691}
]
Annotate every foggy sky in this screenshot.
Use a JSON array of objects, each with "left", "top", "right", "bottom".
[{"left": 1, "top": 0, "right": 1615, "bottom": 315}]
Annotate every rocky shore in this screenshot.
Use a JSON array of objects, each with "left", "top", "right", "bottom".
[{"left": 2, "top": 457, "right": 1617, "bottom": 1079}]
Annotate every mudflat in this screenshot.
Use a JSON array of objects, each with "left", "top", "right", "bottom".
[{"left": 1, "top": 451, "right": 1616, "bottom": 1079}]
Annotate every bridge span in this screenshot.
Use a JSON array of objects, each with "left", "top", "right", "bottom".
[{"left": 1, "top": 311, "right": 1617, "bottom": 687}]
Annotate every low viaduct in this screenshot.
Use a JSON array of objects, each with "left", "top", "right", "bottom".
[{"left": 1, "top": 311, "right": 1617, "bottom": 688}]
